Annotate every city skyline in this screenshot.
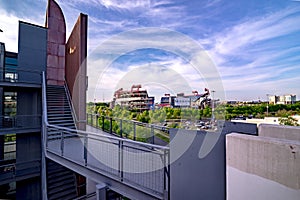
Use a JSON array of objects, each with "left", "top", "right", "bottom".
[{"left": 0, "top": 0, "right": 299, "bottom": 101}]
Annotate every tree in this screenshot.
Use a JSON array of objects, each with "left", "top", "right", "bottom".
[{"left": 279, "top": 117, "right": 299, "bottom": 126}]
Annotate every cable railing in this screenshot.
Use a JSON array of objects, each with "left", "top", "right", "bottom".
[
  {"left": 0, "top": 115, "right": 41, "bottom": 130},
  {"left": 42, "top": 72, "right": 170, "bottom": 199},
  {"left": 86, "top": 113, "right": 170, "bottom": 144}
]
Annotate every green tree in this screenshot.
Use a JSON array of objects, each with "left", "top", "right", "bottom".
[{"left": 279, "top": 117, "right": 299, "bottom": 126}]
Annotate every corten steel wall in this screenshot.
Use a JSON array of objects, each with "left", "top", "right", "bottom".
[
  {"left": 45, "top": 0, "right": 66, "bottom": 86},
  {"left": 170, "top": 122, "right": 257, "bottom": 200},
  {"left": 65, "top": 13, "right": 88, "bottom": 130}
]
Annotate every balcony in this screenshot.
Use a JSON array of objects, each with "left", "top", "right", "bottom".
[
  {"left": 0, "top": 115, "right": 41, "bottom": 134},
  {"left": 0, "top": 159, "right": 41, "bottom": 185},
  {"left": 0, "top": 67, "right": 42, "bottom": 88}
]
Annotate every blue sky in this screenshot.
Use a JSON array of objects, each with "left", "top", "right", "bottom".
[{"left": 0, "top": 0, "right": 300, "bottom": 102}]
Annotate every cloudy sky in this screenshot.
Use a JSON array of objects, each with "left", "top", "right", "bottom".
[{"left": 0, "top": 0, "right": 300, "bottom": 102}]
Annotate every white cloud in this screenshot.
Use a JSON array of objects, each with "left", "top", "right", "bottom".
[
  {"left": 198, "top": 7, "right": 300, "bottom": 100},
  {"left": 0, "top": 8, "right": 45, "bottom": 52}
]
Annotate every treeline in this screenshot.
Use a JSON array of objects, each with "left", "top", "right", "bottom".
[
  {"left": 223, "top": 102, "right": 300, "bottom": 120},
  {"left": 88, "top": 103, "right": 213, "bottom": 123},
  {"left": 87, "top": 101, "right": 300, "bottom": 122}
]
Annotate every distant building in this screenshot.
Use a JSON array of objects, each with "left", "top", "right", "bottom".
[
  {"left": 161, "top": 89, "right": 211, "bottom": 109},
  {"left": 269, "top": 94, "right": 296, "bottom": 105},
  {"left": 232, "top": 117, "right": 280, "bottom": 126},
  {"left": 112, "top": 84, "right": 154, "bottom": 111},
  {"left": 160, "top": 94, "right": 175, "bottom": 108},
  {"left": 174, "top": 96, "right": 190, "bottom": 108}
]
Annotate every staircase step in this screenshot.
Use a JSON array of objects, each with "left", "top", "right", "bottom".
[
  {"left": 48, "top": 116, "right": 74, "bottom": 120},
  {"left": 48, "top": 178, "right": 75, "bottom": 190},
  {"left": 47, "top": 170, "right": 74, "bottom": 182},
  {"left": 48, "top": 119, "right": 74, "bottom": 123},
  {"left": 48, "top": 110, "right": 71, "bottom": 114},
  {"left": 48, "top": 113, "right": 73, "bottom": 116},
  {"left": 48, "top": 189, "right": 77, "bottom": 200},
  {"left": 48, "top": 182, "right": 76, "bottom": 196}
]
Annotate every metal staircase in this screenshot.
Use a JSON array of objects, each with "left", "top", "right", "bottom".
[
  {"left": 46, "top": 160, "right": 77, "bottom": 200},
  {"left": 45, "top": 84, "right": 79, "bottom": 200},
  {"left": 46, "top": 85, "right": 77, "bottom": 140}
]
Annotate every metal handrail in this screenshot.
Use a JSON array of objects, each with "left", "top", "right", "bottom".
[
  {"left": 41, "top": 71, "right": 48, "bottom": 200},
  {"left": 64, "top": 80, "right": 79, "bottom": 126},
  {"left": 47, "top": 123, "right": 169, "bottom": 150}
]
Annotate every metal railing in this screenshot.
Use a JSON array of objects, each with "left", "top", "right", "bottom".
[
  {"left": 42, "top": 72, "right": 170, "bottom": 199},
  {"left": 0, "top": 66, "right": 42, "bottom": 85},
  {"left": 86, "top": 113, "right": 170, "bottom": 144},
  {"left": 45, "top": 123, "right": 169, "bottom": 198},
  {"left": 0, "top": 159, "right": 41, "bottom": 185},
  {"left": 0, "top": 115, "right": 41, "bottom": 130},
  {"left": 4, "top": 142, "right": 16, "bottom": 160},
  {"left": 64, "top": 81, "right": 79, "bottom": 127}
]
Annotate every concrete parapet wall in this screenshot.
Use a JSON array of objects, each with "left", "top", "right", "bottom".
[
  {"left": 226, "top": 133, "right": 300, "bottom": 193},
  {"left": 259, "top": 124, "right": 300, "bottom": 141}
]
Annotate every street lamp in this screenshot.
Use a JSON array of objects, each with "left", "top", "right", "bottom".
[{"left": 266, "top": 94, "right": 269, "bottom": 117}]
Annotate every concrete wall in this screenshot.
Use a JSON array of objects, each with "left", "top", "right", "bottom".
[
  {"left": 226, "top": 131, "right": 300, "bottom": 200},
  {"left": 65, "top": 13, "right": 88, "bottom": 130},
  {"left": 169, "top": 122, "right": 257, "bottom": 200},
  {"left": 259, "top": 123, "right": 300, "bottom": 141},
  {"left": 18, "top": 22, "right": 47, "bottom": 84}
]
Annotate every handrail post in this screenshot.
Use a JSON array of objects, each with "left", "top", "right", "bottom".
[
  {"left": 120, "top": 119, "right": 123, "bottom": 138},
  {"left": 118, "top": 140, "right": 124, "bottom": 181},
  {"left": 84, "top": 134, "right": 88, "bottom": 166},
  {"left": 151, "top": 125, "right": 154, "bottom": 144},
  {"left": 133, "top": 122, "right": 136, "bottom": 141},
  {"left": 102, "top": 116, "right": 104, "bottom": 131},
  {"left": 110, "top": 117, "right": 113, "bottom": 134},
  {"left": 60, "top": 131, "right": 64, "bottom": 156},
  {"left": 96, "top": 114, "right": 99, "bottom": 128},
  {"left": 167, "top": 149, "right": 170, "bottom": 200}
]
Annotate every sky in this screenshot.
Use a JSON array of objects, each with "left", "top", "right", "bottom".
[{"left": 0, "top": 0, "right": 300, "bottom": 102}]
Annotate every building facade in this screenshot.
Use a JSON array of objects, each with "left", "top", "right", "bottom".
[
  {"left": 0, "top": 0, "right": 87, "bottom": 199},
  {"left": 112, "top": 84, "right": 155, "bottom": 111},
  {"left": 269, "top": 94, "right": 297, "bottom": 105}
]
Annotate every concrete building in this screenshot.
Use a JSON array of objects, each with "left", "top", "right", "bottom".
[
  {"left": 112, "top": 85, "right": 155, "bottom": 112},
  {"left": 269, "top": 94, "right": 296, "bottom": 105}
]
